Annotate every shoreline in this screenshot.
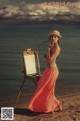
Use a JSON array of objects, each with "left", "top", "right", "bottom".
[{"left": 0, "top": 87, "right": 80, "bottom": 107}]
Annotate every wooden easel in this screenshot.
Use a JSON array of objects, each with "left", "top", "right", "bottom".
[{"left": 14, "top": 48, "right": 41, "bottom": 107}]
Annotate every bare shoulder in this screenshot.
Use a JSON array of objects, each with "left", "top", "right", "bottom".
[{"left": 54, "top": 43, "right": 61, "bottom": 52}]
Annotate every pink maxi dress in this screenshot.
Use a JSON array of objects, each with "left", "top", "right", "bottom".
[{"left": 28, "top": 44, "right": 61, "bottom": 113}]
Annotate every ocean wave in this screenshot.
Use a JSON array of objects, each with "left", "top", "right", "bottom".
[{"left": 0, "top": 1, "right": 80, "bottom": 23}]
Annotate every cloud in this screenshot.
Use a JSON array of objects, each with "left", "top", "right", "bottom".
[{"left": 0, "top": 2, "right": 80, "bottom": 24}]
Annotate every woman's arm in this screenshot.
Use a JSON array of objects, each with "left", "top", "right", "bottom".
[
  {"left": 46, "top": 44, "right": 60, "bottom": 63},
  {"left": 44, "top": 44, "right": 52, "bottom": 60}
]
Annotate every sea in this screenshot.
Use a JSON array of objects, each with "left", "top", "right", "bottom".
[{"left": 0, "top": 23, "right": 80, "bottom": 99}]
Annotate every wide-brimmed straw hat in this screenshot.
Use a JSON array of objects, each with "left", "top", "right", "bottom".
[{"left": 49, "top": 30, "right": 61, "bottom": 39}]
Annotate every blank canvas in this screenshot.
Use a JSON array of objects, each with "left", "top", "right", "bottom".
[{"left": 24, "top": 54, "right": 37, "bottom": 75}]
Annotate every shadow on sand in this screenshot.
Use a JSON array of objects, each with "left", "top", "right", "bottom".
[{"left": 14, "top": 108, "right": 42, "bottom": 116}]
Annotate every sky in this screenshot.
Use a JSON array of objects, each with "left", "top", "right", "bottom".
[
  {"left": 0, "top": 0, "right": 80, "bottom": 26},
  {"left": 0, "top": 0, "right": 47, "bottom": 5},
  {"left": 0, "top": 0, "right": 79, "bottom": 5}
]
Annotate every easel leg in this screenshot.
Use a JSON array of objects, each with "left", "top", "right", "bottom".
[{"left": 14, "top": 78, "right": 25, "bottom": 107}]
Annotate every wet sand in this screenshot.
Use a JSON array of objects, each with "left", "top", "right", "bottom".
[{"left": 0, "top": 91, "right": 80, "bottom": 121}]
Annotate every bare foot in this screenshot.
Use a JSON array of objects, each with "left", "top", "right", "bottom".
[{"left": 58, "top": 104, "right": 62, "bottom": 111}]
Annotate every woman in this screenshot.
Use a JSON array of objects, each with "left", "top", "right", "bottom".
[{"left": 28, "top": 30, "right": 62, "bottom": 113}]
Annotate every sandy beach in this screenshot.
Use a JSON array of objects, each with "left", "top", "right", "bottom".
[{"left": 0, "top": 91, "right": 80, "bottom": 121}]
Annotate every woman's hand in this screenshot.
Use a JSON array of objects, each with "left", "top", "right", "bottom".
[{"left": 48, "top": 44, "right": 53, "bottom": 51}]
